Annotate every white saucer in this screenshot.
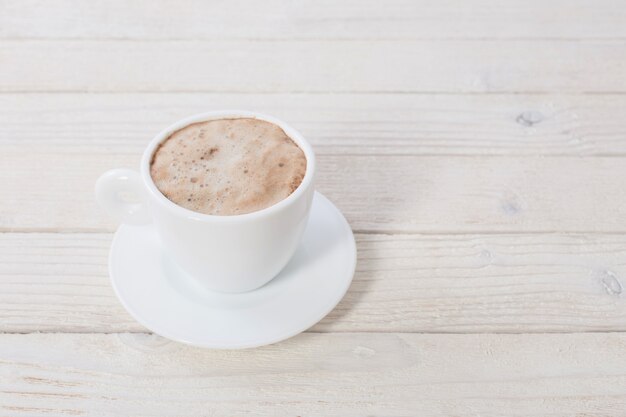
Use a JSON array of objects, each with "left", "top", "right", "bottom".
[{"left": 109, "top": 192, "right": 356, "bottom": 349}]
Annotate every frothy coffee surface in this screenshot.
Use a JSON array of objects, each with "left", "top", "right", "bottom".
[{"left": 150, "top": 118, "right": 307, "bottom": 216}]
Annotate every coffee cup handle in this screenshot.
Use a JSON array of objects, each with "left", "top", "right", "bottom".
[{"left": 95, "top": 169, "right": 151, "bottom": 225}]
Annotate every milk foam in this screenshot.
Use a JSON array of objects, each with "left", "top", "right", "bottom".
[{"left": 150, "top": 118, "right": 307, "bottom": 216}]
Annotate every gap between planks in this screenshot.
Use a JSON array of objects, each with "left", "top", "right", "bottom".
[
  {"left": 8, "top": 91, "right": 626, "bottom": 96},
  {"left": 6, "top": 37, "right": 626, "bottom": 42},
  {"left": 7, "top": 91, "right": 626, "bottom": 95},
  {"left": 5, "top": 329, "right": 626, "bottom": 335},
  {"left": 10, "top": 229, "right": 626, "bottom": 236}
]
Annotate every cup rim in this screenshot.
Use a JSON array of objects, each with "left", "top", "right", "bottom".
[{"left": 140, "top": 110, "right": 316, "bottom": 222}]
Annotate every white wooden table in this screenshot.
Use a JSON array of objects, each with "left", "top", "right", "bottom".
[{"left": 3, "top": 1, "right": 626, "bottom": 415}]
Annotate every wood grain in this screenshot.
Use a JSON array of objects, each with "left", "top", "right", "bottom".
[
  {"left": 3, "top": 151, "right": 626, "bottom": 233},
  {"left": 2, "top": 40, "right": 626, "bottom": 93},
  {"left": 3, "top": 0, "right": 626, "bottom": 414},
  {"left": 3, "top": 93, "right": 626, "bottom": 156},
  {"left": 3, "top": 232, "right": 626, "bottom": 333},
  {"left": 2, "top": 0, "right": 626, "bottom": 40},
  {"left": 2, "top": 332, "right": 626, "bottom": 416}
]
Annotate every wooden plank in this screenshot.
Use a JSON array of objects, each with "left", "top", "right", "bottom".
[
  {"left": 3, "top": 232, "right": 626, "bottom": 333},
  {"left": 2, "top": 0, "right": 626, "bottom": 40},
  {"left": 1, "top": 151, "right": 626, "bottom": 233},
  {"left": 2, "top": 40, "right": 626, "bottom": 93},
  {"left": 3, "top": 93, "right": 626, "bottom": 156},
  {"left": 2, "top": 332, "right": 626, "bottom": 416},
  {"left": 0, "top": 233, "right": 135, "bottom": 332}
]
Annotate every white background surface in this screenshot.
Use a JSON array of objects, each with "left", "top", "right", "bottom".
[{"left": 2, "top": 1, "right": 626, "bottom": 415}]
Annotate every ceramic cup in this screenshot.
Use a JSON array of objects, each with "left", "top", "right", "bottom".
[{"left": 96, "top": 111, "right": 316, "bottom": 293}]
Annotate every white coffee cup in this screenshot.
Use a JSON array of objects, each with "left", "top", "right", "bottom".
[{"left": 96, "top": 111, "right": 316, "bottom": 293}]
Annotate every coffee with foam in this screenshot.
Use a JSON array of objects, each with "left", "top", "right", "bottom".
[{"left": 150, "top": 118, "right": 307, "bottom": 216}]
